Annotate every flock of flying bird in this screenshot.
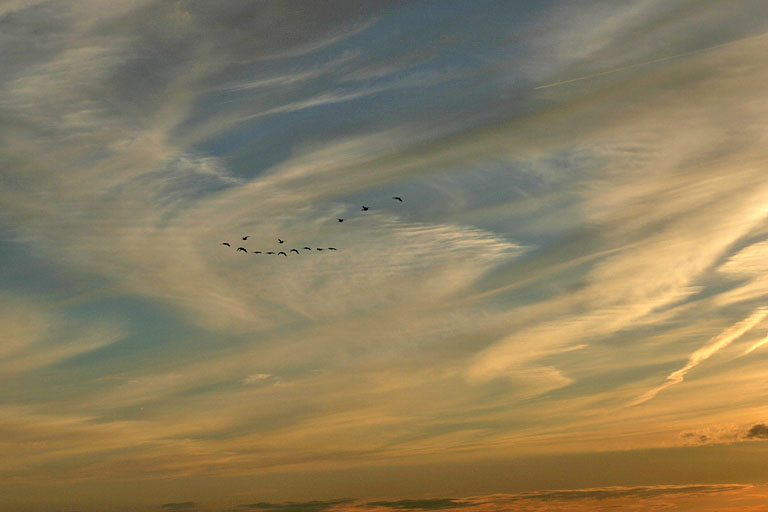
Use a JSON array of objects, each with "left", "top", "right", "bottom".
[{"left": 220, "top": 197, "right": 404, "bottom": 256}]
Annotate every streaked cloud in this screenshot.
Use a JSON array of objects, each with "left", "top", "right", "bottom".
[
  {"left": 631, "top": 308, "right": 768, "bottom": 406},
  {"left": 0, "top": 295, "right": 126, "bottom": 379},
  {"left": 242, "top": 485, "right": 765, "bottom": 512},
  {"left": 741, "top": 333, "right": 768, "bottom": 356},
  {"left": 4, "top": 0, "right": 768, "bottom": 508}
]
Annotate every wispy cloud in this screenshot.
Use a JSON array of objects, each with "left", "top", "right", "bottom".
[
  {"left": 6, "top": 0, "right": 768, "bottom": 504},
  {"left": 534, "top": 31, "right": 768, "bottom": 90},
  {"left": 741, "top": 332, "right": 768, "bottom": 356},
  {"left": 0, "top": 295, "right": 126, "bottom": 379},
  {"left": 631, "top": 308, "right": 768, "bottom": 406}
]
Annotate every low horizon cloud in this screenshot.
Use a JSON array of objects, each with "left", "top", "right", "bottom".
[{"left": 223, "top": 485, "right": 766, "bottom": 512}]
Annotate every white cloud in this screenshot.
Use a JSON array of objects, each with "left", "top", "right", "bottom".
[{"left": 243, "top": 373, "right": 272, "bottom": 384}]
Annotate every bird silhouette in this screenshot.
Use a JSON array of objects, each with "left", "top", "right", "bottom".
[
  {"left": 338, "top": 218, "right": 344, "bottom": 222},
  {"left": 392, "top": 197, "right": 403, "bottom": 202},
  {"left": 316, "top": 248, "right": 324, "bottom": 251},
  {"left": 303, "top": 247, "right": 312, "bottom": 251},
  {"left": 242, "top": 236, "right": 249, "bottom": 240},
  {"left": 290, "top": 249, "right": 299, "bottom": 254},
  {"left": 221, "top": 242, "right": 231, "bottom": 247},
  {"left": 278, "top": 251, "right": 287, "bottom": 257},
  {"left": 252, "top": 251, "right": 262, "bottom": 254},
  {"left": 328, "top": 247, "right": 337, "bottom": 250},
  {"left": 278, "top": 239, "right": 284, "bottom": 244},
  {"left": 236, "top": 247, "right": 247, "bottom": 253},
  {"left": 266, "top": 251, "right": 275, "bottom": 254},
  {"left": 361, "top": 206, "right": 369, "bottom": 211}
]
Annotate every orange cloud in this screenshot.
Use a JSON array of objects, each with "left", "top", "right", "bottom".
[{"left": 242, "top": 485, "right": 768, "bottom": 512}]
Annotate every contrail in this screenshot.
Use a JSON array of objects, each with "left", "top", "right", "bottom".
[
  {"left": 629, "top": 307, "right": 768, "bottom": 407},
  {"left": 534, "top": 32, "right": 768, "bottom": 91},
  {"left": 741, "top": 331, "right": 768, "bottom": 357}
]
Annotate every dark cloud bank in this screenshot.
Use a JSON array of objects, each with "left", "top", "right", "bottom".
[
  {"left": 161, "top": 502, "right": 199, "bottom": 511},
  {"left": 228, "top": 484, "right": 752, "bottom": 511},
  {"left": 745, "top": 423, "right": 768, "bottom": 439},
  {"left": 237, "top": 499, "right": 352, "bottom": 512},
  {"left": 680, "top": 422, "right": 768, "bottom": 445}
]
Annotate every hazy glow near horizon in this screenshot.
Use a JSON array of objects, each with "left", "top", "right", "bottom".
[{"left": 4, "top": 1, "right": 768, "bottom": 510}]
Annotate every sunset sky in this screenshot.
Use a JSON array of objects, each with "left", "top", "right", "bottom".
[{"left": 4, "top": 1, "right": 768, "bottom": 510}]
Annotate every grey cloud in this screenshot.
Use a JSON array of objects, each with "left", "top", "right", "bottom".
[
  {"left": 745, "top": 423, "right": 768, "bottom": 439},
  {"left": 176, "top": 0, "right": 389, "bottom": 59},
  {"left": 0, "top": 1, "right": 73, "bottom": 81},
  {"left": 678, "top": 423, "right": 768, "bottom": 445},
  {"left": 238, "top": 499, "right": 352, "bottom": 512},
  {"left": 102, "top": 0, "right": 390, "bottom": 72},
  {"left": 681, "top": 432, "right": 710, "bottom": 444},
  {"left": 3, "top": 0, "right": 392, "bottom": 123},
  {"left": 161, "top": 502, "right": 198, "bottom": 511},
  {"left": 367, "top": 498, "right": 474, "bottom": 509}
]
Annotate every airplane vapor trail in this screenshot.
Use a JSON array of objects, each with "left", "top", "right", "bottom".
[
  {"left": 741, "top": 332, "right": 768, "bottom": 357},
  {"left": 629, "top": 307, "right": 768, "bottom": 407},
  {"left": 534, "top": 32, "right": 768, "bottom": 91}
]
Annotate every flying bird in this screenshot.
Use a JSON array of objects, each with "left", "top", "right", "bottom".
[
  {"left": 316, "top": 248, "right": 324, "bottom": 251},
  {"left": 392, "top": 196, "right": 403, "bottom": 202},
  {"left": 290, "top": 249, "right": 299, "bottom": 254},
  {"left": 328, "top": 247, "right": 337, "bottom": 250},
  {"left": 252, "top": 251, "right": 262, "bottom": 254},
  {"left": 236, "top": 247, "right": 247, "bottom": 252},
  {"left": 303, "top": 247, "right": 312, "bottom": 251},
  {"left": 242, "top": 236, "right": 249, "bottom": 240},
  {"left": 278, "top": 239, "right": 284, "bottom": 244},
  {"left": 266, "top": 251, "right": 275, "bottom": 255},
  {"left": 221, "top": 242, "right": 231, "bottom": 247},
  {"left": 278, "top": 251, "right": 287, "bottom": 257},
  {"left": 338, "top": 218, "right": 344, "bottom": 222},
  {"left": 361, "top": 206, "right": 369, "bottom": 211}
]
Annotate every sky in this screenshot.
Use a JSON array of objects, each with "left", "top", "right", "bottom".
[{"left": 4, "top": 0, "right": 768, "bottom": 510}]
